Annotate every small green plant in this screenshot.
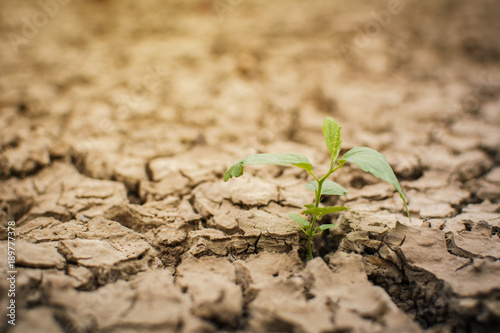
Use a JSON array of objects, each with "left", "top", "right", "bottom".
[{"left": 224, "top": 117, "right": 410, "bottom": 259}]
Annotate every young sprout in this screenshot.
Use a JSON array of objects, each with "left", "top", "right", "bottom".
[{"left": 224, "top": 117, "right": 410, "bottom": 259}]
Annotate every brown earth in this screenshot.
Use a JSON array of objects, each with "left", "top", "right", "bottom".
[{"left": 1, "top": 0, "right": 500, "bottom": 332}]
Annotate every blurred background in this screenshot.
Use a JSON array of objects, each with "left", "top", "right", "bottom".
[{"left": 0, "top": 0, "right": 499, "bottom": 188}]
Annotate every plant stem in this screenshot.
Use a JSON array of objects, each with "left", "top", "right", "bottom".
[
  {"left": 307, "top": 212, "right": 317, "bottom": 259},
  {"left": 306, "top": 163, "right": 342, "bottom": 260},
  {"left": 307, "top": 220, "right": 314, "bottom": 259},
  {"left": 307, "top": 177, "right": 323, "bottom": 259}
]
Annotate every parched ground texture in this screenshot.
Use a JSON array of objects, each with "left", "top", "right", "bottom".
[{"left": 1, "top": 0, "right": 500, "bottom": 332}]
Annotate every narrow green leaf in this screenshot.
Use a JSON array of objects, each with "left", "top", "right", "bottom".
[
  {"left": 339, "top": 147, "right": 410, "bottom": 220},
  {"left": 304, "top": 204, "right": 315, "bottom": 209},
  {"left": 313, "top": 223, "right": 339, "bottom": 235},
  {"left": 322, "top": 117, "right": 342, "bottom": 164},
  {"left": 288, "top": 212, "right": 309, "bottom": 232},
  {"left": 223, "top": 161, "right": 244, "bottom": 181},
  {"left": 224, "top": 153, "right": 312, "bottom": 181},
  {"left": 305, "top": 180, "right": 348, "bottom": 196},
  {"left": 302, "top": 206, "right": 349, "bottom": 216},
  {"left": 317, "top": 223, "right": 339, "bottom": 231}
]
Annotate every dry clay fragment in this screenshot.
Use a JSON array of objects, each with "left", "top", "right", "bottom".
[
  {"left": 115, "top": 270, "right": 212, "bottom": 333},
  {"left": 194, "top": 177, "right": 279, "bottom": 210},
  {"left": 403, "top": 170, "right": 450, "bottom": 191},
  {"left": 139, "top": 171, "right": 190, "bottom": 202},
  {"left": 238, "top": 209, "right": 301, "bottom": 252},
  {"left": 225, "top": 176, "right": 279, "bottom": 206},
  {"left": 19, "top": 217, "right": 153, "bottom": 286},
  {"left": 187, "top": 228, "right": 254, "bottom": 257},
  {"left": 452, "top": 150, "right": 494, "bottom": 182},
  {"left": 278, "top": 181, "right": 315, "bottom": 208},
  {"left": 0, "top": 132, "right": 52, "bottom": 177},
  {"left": 312, "top": 254, "right": 421, "bottom": 333},
  {"left": 0, "top": 240, "right": 66, "bottom": 269},
  {"left": 472, "top": 179, "right": 500, "bottom": 201},
  {"left": 382, "top": 222, "right": 500, "bottom": 330},
  {"left": 484, "top": 167, "right": 500, "bottom": 184},
  {"left": 74, "top": 149, "right": 150, "bottom": 191},
  {"left": 57, "top": 178, "right": 128, "bottom": 219},
  {"left": 10, "top": 307, "right": 64, "bottom": 333},
  {"left": 154, "top": 226, "right": 187, "bottom": 247},
  {"left": 241, "top": 251, "right": 304, "bottom": 285},
  {"left": 249, "top": 278, "right": 328, "bottom": 333},
  {"left": 57, "top": 238, "right": 149, "bottom": 268},
  {"left": 242, "top": 252, "right": 329, "bottom": 333},
  {"left": 384, "top": 151, "right": 423, "bottom": 179},
  {"left": 21, "top": 162, "right": 129, "bottom": 223},
  {"left": 391, "top": 223, "right": 500, "bottom": 297},
  {"left": 209, "top": 201, "right": 241, "bottom": 234},
  {"left": 338, "top": 207, "right": 408, "bottom": 237},
  {"left": 124, "top": 198, "right": 201, "bottom": 232},
  {"left": 192, "top": 183, "right": 240, "bottom": 234},
  {"left": 441, "top": 211, "right": 500, "bottom": 233},
  {"left": 191, "top": 179, "right": 300, "bottom": 255},
  {"left": 32, "top": 162, "right": 82, "bottom": 194},
  {"left": 406, "top": 185, "right": 471, "bottom": 219},
  {"left": 0, "top": 175, "right": 37, "bottom": 226},
  {"left": 193, "top": 176, "right": 299, "bottom": 234},
  {"left": 187, "top": 209, "right": 302, "bottom": 258},
  {"left": 19, "top": 216, "right": 147, "bottom": 244},
  {"left": 176, "top": 256, "right": 243, "bottom": 325},
  {"left": 246, "top": 252, "right": 421, "bottom": 333},
  {"left": 422, "top": 145, "right": 491, "bottom": 175},
  {"left": 345, "top": 182, "right": 396, "bottom": 202},
  {"left": 111, "top": 156, "right": 149, "bottom": 191},
  {"left": 67, "top": 265, "right": 95, "bottom": 290},
  {"left": 447, "top": 221, "right": 500, "bottom": 260},
  {"left": 57, "top": 243, "right": 151, "bottom": 286},
  {"left": 48, "top": 270, "right": 212, "bottom": 333},
  {"left": 148, "top": 146, "right": 234, "bottom": 184},
  {"left": 337, "top": 231, "right": 383, "bottom": 254}
]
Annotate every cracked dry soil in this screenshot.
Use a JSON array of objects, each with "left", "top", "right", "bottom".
[{"left": 1, "top": 0, "right": 500, "bottom": 332}]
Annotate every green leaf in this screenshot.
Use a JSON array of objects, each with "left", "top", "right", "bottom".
[
  {"left": 313, "top": 223, "right": 339, "bottom": 235},
  {"left": 305, "top": 180, "right": 348, "bottom": 196},
  {"left": 288, "top": 212, "right": 309, "bottom": 232},
  {"left": 224, "top": 161, "right": 245, "bottom": 182},
  {"left": 303, "top": 204, "right": 315, "bottom": 209},
  {"left": 339, "top": 147, "right": 410, "bottom": 220},
  {"left": 322, "top": 117, "right": 342, "bottom": 164},
  {"left": 302, "top": 206, "right": 349, "bottom": 217},
  {"left": 317, "top": 223, "right": 339, "bottom": 231},
  {"left": 224, "top": 153, "right": 312, "bottom": 181}
]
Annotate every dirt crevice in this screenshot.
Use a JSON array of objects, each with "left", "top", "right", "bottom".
[{"left": 363, "top": 222, "right": 500, "bottom": 331}]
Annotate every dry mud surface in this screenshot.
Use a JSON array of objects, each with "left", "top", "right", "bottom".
[{"left": 1, "top": 0, "right": 500, "bottom": 332}]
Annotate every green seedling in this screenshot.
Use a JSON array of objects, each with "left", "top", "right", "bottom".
[{"left": 224, "top": 117, "right": 410, "bottom": 259}]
